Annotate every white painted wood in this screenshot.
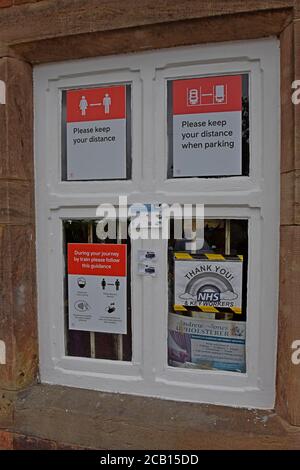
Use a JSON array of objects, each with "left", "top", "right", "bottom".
[
  {"left": 34, "top": 38, "right": 280, "bottom": 408},
  {"left": 0, "top": 340, "right": 6, "bottom": 365},
  {"left": 0, "top": 80, "right": 5, "bottom": 104}
]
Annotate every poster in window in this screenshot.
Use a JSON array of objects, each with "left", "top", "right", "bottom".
[
  {"left": 168, "top": 312, "right": 246, "bottom": 372},
  {"left": 64, "top": 85, "right": 129, "bottom": 180},
  {"left": 170, "top": 75, "right": 243, "bottom": 177},
  {"left": 174, "top": 253, "right": 243, "bottom": 314},
  {"left": 68, "top": 243, "right": 127, "bottom": 334}
]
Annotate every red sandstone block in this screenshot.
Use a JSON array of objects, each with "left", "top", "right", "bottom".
[
  {"left": 0, "top": 1, "right": 12, "bottom": 8},
  {"left": 0, "top": 430, "right": 13, "bottom": 450},
  {"left": 13, "top": 433, "right": 56, "bottom": 450}
]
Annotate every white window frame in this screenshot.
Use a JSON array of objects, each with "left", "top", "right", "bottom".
[{"left": 34, "top": 38, "right": 280, "bottom": 409}]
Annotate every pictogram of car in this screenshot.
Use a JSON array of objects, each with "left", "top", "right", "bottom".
[{"left": 188, "top": 88, "right": 199, "bottom": 105}]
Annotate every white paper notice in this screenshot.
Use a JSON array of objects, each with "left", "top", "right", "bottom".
[
  {"left": 171, "top": 75, "right": 242, "bottom": 177},
  {"left": 68, "top": 243, "right": 127, "bottom": 334},
  {"left": 65, "top": 85, "right": 127, "bottom": 180}
]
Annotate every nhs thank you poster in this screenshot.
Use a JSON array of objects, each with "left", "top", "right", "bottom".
[{"left": 174, "top": 254, "right": 243, "bottom": 314}]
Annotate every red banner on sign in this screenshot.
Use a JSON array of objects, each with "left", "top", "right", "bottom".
[
  {"left": 172, "top": 75, "right": 242, "bottom": 115},
  {"left": 66, "top": 85, "right": 126, "bottom": 122},
  {"left": 68, "top": 243, "right": 127, "bottom": 277}
]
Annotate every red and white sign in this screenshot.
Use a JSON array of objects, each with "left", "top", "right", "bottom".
[
  {"left": 66, "top": 86, "right": 126, "bottom": 122},
  {"left": 68, "top": 243, "right": 127, "bottom": 334},
  {"left": 171, "top": 75, "right": 242, "bottom": 177},
  {"left": 65, "top": 85, "right": 127, "bottom": 180}
]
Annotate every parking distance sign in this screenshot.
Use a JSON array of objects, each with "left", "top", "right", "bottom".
[
  {"left": 171, "top": 75, "right": 242, "bottom": 177},
  {"left": 65, "top": 85, "right": 127, "bottom": 180}
]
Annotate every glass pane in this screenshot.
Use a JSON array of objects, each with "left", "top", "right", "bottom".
[
  {"left": 61, "top": 84, "right": 132, "bottom": 181},
  {"left": 167, "top": 74, "right": 249, "bottom": 178},
  {"left": 168, "top": 218, "right": 248, "bottom": 373},
  {"left": 63, "top": 219, "right": 132, "bottom": 361}
]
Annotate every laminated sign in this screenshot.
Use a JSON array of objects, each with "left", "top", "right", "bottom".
[
  {"left": 68, "top": 243, "right": 127, "bottom": 334},
  {"left": 65, "top": 85, "right": 127, "bottom": 180},
  {"left": 171, "top": 75, "right": 242, "bottom": 177},
  {"left": 174, "top": 253, "right": 243, "bottom": 314}
]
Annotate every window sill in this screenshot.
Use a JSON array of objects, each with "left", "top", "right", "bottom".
[{"left": 1, "top": 383, "right": 299, "bottom": 449}]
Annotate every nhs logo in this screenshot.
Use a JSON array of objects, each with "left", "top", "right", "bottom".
[{"left": 197, "top": 292, "right": 220, "bottom": 302}]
